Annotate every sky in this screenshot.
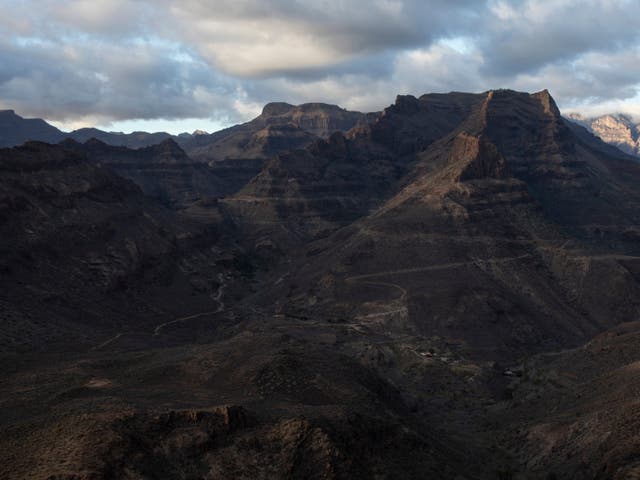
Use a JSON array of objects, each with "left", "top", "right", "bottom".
[{"left": 0, "top": 0, "right": 639, "bottom": 134}]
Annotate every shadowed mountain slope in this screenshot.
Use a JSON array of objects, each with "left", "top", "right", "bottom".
[
  {"left": 67, "top": 127, "right": 173, "bottom": 149},
  {"left": 0, "top": 142, "right": 249, "bottom": 356},
  {"left": 59, "top": 138, "right": 227, "bottom": 210},
  {"left": 180, "top": 104, "right": 373, "bottom": 193}
]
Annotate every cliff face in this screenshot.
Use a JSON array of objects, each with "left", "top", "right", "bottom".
[
  {"left": 182, "top": 102, "right": 372, "bottom": 163},
  {"left": 259, "top": 102, "right": 373, "bottom": 138}
]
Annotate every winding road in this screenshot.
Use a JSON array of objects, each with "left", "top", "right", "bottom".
[
  {"left": 345, "top": 254, "right": 533, "bottom": 320},
  {"left": 93, "top": 255, "right": 537, "bottom": 350},
  {"left": 153, "top": 273, "right": 226, "bottom": 336},
  {"left": 91, "top": 273, "right": 227, "bottom": 351},
  {"left": 346, "top": 254, "right": 532, "bottom": 284},
  {"left": 90, "top": 333, "right": 123, "bottom": 351}
]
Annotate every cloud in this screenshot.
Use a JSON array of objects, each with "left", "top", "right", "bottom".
[
  {"left": 0, "top": 0, "right": 638, "bottom": 130},
  {"left": 161, "top": 0, "right": 479, "bottom": 77},
  {"left": 481, "top": 0, "right": 640, "bottom": 76}
]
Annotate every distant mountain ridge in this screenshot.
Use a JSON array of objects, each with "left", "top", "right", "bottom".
[
  {"left": 0, "top": 109, "right": 65, "bottom": 146},
  {"left": 4, "top": 106, "right": 640, "bottom": 163},
  {"left": 0, "top": 109, "right": 178, "bottom": 149},
  {"left": 0, "top": 104, "right": 374, "bottom": 158},
  {"left": 568, "top": 112, "right": 640, "bottom": 156}
]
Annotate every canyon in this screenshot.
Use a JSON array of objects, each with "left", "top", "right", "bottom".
[{"left": 1, "top": 89, "right": 640, "bottom": 479}]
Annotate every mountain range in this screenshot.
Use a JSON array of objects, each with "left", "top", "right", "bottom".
[
  {"left": 2, "top": 89, "right": 640, "bottom": 479},
  {"left": 0, "top": 104, "right": 374, "bottom": 203},
  {"left": 0, "top": 102, "right": 372, "bottom": 155},
  {"left": 3, "top": 103, "right": 639, "bottom": 164}
]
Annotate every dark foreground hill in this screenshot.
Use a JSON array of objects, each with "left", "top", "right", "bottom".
[{"left": 1, "top": 90, "right": 640, "bottom": 479}]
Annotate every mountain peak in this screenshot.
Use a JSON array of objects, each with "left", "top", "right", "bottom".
[
  {"left": 146, "top": 137, "right": 190, "bottom": 159},
  {"left": 295, "top": 102, "right": 345, "bottom": 113},
  {"left": 391, "top": 94, "right": 421, "bottom": 115},
  {"left": 84, "top": 137, "right": 109, "bottom": 148},
  {"left": 0, "top": 110, "right": 65, "bottom": 147},
  {"left": 532, "top": 88, "right": 561, "bottom": 117},
  {"left": 261, "top": 102, "right": 296, "bottom": 117}
]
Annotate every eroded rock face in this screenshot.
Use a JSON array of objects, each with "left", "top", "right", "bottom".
[
  {"left": 259, "top": 102, "right": 372, "bottom": 139},
  {"left": 448, "top": 133, "right": 507, "bottom": 182},
  {"left": 223, "top": 131, "right": 398, "bottom": 244},
  {"left": 182, "top": 102, "right": 373, "bottom": 163}
]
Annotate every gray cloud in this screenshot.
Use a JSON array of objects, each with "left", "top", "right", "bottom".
[
  {"left": 0, "top": 0, "right": 639, "bottom": 128},
  {"left": 162, "top": 0, "right": 481, "bottom": 77},
  {"left": 0, "top": 30, "right": 247, "bottom": 126},
  {"left": 480, "top": 0, "right": 640, "bottom": 76}
]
